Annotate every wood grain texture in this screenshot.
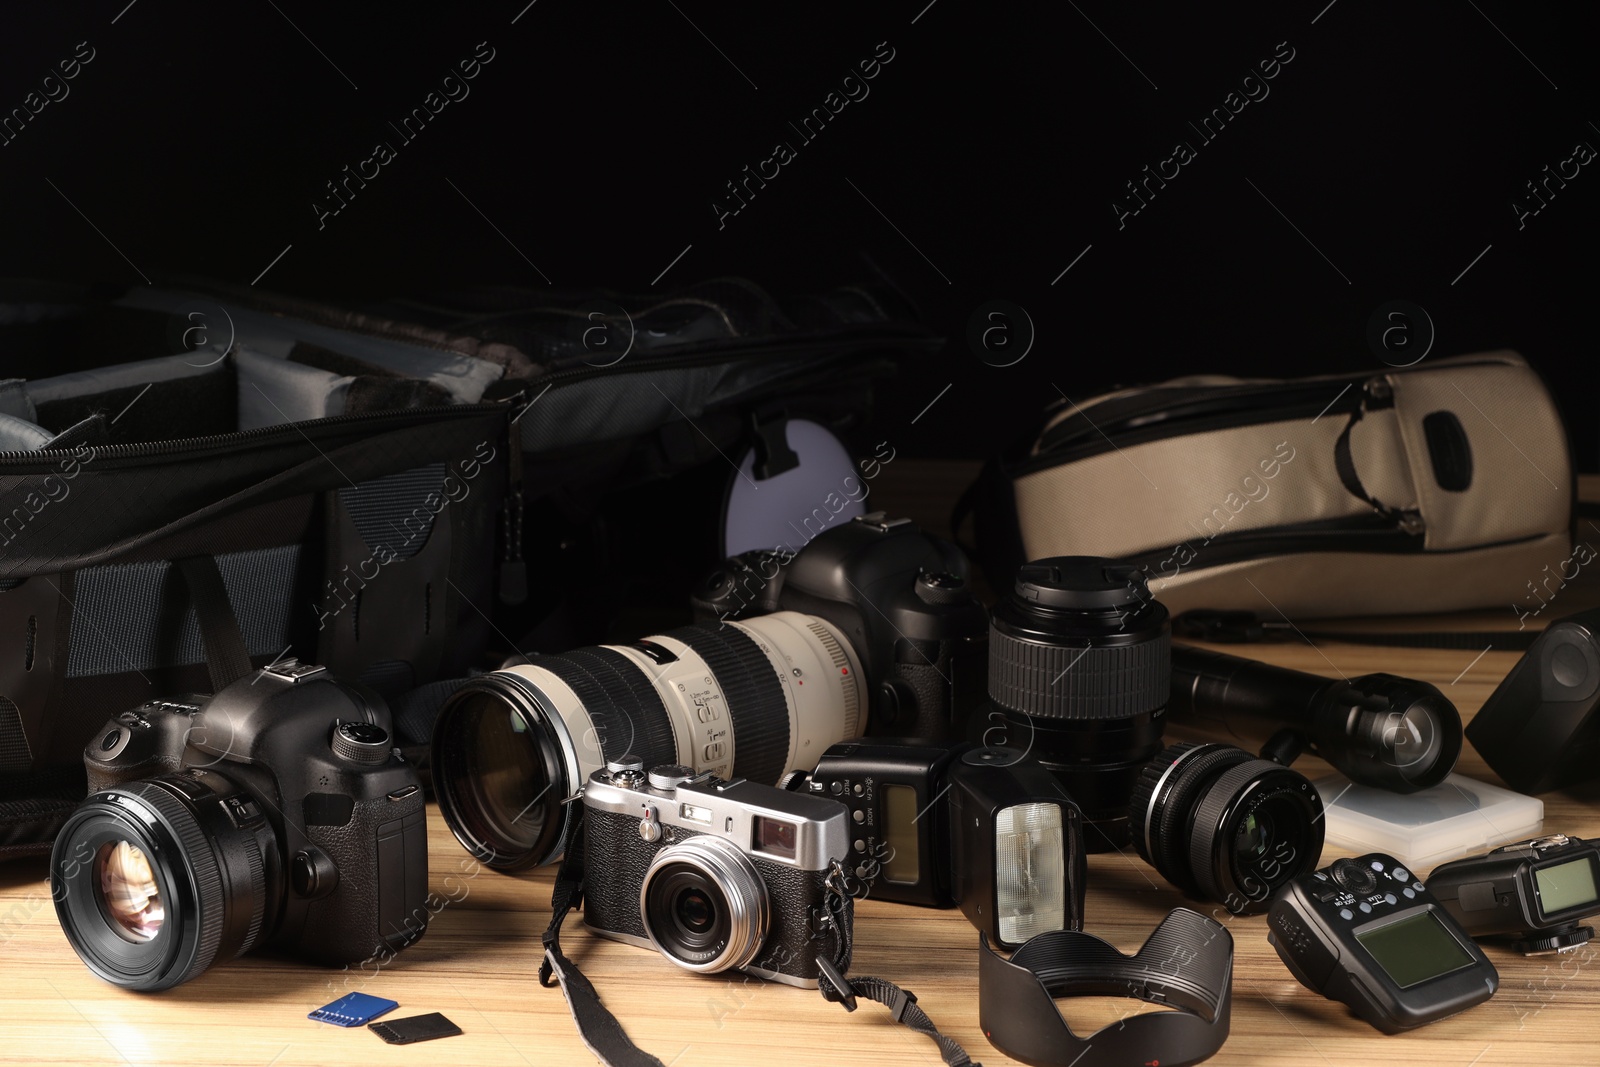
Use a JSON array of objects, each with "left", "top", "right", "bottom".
[{"left": 2, "top": 466, "right": 1597, "bottom": 1065}]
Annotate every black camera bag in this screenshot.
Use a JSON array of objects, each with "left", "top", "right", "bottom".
[{"left": 0, "top": 276, "right": 936, "bottom": 857}]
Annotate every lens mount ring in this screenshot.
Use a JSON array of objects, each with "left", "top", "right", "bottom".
[
  {"left": 1131, "top": 741, "right": 1206, "bottom": 865},
  {"left": 1187, "top": 760, "right": 1324, "bottom": 912},
  {"left": 641, "top": 837, "right": 769, "bottom": 974}
]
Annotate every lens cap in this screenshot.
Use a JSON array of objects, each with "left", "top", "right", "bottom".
[{"left": 1013, "top": 557, "right": 1151, "bottom": 613}]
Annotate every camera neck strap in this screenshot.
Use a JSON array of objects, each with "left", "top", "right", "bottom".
[{"left": 537, "top": 810, "right": 982, "bottom": 1067}]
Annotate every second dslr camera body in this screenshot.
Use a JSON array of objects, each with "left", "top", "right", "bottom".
[
  {"left": 51, "top": 661, "right": 429, "bottom": 990},
  {"left": 694, "top": 512, "right": 989, "bottom": 741},
  {"left": 582, "top": 759, "right": 851, "bottom": 987}
]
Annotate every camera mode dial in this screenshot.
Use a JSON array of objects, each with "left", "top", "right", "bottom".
[{"left": 332, "top": 721, "right": 391, "bottom": 765}]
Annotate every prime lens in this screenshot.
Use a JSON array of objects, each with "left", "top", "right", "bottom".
[
  {"left": 50, "top": 773, "right": 273, "bottom": 991},
  {"left": 641, "top": 837, "right": 769, "bottom": 973},
  {"left": 432, "top": 612, "right": 866, "bottom": 870},
  {"left": 986, "top": 557, "right": 1170, "bottom": 850},
  {"left": 1130, "top": 741, "right": 1324, "bottom": 914}
]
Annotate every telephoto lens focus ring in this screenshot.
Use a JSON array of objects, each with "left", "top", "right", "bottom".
[{"left": 529, "top": 648, "right": 679, "bottom": 768}]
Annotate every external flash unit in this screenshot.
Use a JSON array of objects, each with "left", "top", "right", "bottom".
[{"left": 792, "top": 740, "right": 1085, "bottom": 948}]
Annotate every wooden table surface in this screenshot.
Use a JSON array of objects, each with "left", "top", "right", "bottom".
[{"left": 3, "top": 465, "right": 1599, "bottom": 1067}]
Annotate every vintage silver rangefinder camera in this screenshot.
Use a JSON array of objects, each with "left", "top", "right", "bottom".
[{"left": 581, "top": 757, "right": 852, "bottom": 987}]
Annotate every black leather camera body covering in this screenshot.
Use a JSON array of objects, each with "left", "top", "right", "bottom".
[
  {"left": 692, "top": 513, "right": 988, "bottom": 741},
  {"left": 81, "top": 663, "right": 428, "bottom": 967}
]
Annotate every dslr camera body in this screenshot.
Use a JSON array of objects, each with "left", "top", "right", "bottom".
[
  {"left": 692, "top": 512, "right": 988, "bottom": 741},
  {"left": 52, "top": 660, "right": 429, "bottom": 990},
  {"left": 581, "top": 759, "right": 852, "bottom": 987}
]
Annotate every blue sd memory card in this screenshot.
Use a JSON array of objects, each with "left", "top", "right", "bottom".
[{"left": 309, "top": 992, "right": 399, "bottom": 1027}]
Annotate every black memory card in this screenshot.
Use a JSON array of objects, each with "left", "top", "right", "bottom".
[{"left": 368, "top": 1012, "right": 463, "bottom": 1045}]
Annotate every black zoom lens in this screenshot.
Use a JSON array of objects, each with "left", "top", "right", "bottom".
[
  {"left": 1131, "top": 741, "right": 1325, "bottom": 914},
  {"left": 50, "top": 774, "right": 271, "bottom": 990},
  {"left": 987, "top": 557, "right": 1170, "bottom": 850}
]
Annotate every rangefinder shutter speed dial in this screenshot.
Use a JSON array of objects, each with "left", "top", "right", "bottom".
[
  {"left": 648, "top": 764, "right": 697, "bottom": 790},
  {"left": 332, "top": 721, "right": 391, "bottom": 765}
]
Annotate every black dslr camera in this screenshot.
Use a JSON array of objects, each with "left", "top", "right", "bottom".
[
  {"left": 1427, "top": 834, "right": 1600, "bottom": 954},
  {"left": 51, "top": 660, "right": 429, "bottom": 990},
  {"left": 581, "top": 758, "right": 852, "bottom": 987},
  {"left": 795, "top": 739, "right": 1086, "bottom": 949},
  {"left": 692, "top": 512, "right": 988, "bottom": 741}
]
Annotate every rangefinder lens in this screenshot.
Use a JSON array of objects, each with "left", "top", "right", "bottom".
[
  {"left": 96, "top": 841, "right": 164, "bottom": 942},
  {"left": 641, "top": 837, "right": 769, "bottom": 973}
]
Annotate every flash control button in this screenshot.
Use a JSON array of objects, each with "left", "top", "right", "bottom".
[{"left": 1331, "top": 858, "right": 1379, "bottom": 897}]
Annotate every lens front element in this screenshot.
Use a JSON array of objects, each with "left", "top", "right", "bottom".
[
  {"left": 96, "top": 841, "right": 165, "bottom": 942},
  {"left": 641, "top": 837, "right": 769, "bottom": 974}
]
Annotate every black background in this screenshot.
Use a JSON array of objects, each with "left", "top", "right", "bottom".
[{"left": 1, "top": 2, "right": 1595, "bottom": 464}]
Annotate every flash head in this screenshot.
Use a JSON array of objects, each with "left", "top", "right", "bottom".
[
  {"left": 798, "top": 739, "right": 1085, "bottom": 948},
  {"left": 949, "top": 748, "right": 1086, "bottom": 948}
]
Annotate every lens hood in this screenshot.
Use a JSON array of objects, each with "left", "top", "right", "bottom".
[{"left": 978, "top": 908, "right": 1232, "bottom": 1067}]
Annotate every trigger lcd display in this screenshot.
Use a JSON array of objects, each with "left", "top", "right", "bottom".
[
  {"left": 1535, "top": 856, "right": 1600, "bottom": 916},
  {"left": 1356, "top": 911, "right": 1475, "bottom": 989}
]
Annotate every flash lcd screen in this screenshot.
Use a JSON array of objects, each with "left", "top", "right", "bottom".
[
  {"left": 1356, "top": 910, "right": 1475, "bottom": 989},
  {"left": 881, "top": 784, "right": 920, "bottom": 884}
]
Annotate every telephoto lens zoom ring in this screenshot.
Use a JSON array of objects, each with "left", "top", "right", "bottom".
[
  {"left": 666, "top": 624, "right": 791, "bottom": 787},
  {"left": 528, "top": 648, "right": 679, "bottom": 768},
  {"left": 989, "top": 630, "right": 1170, "bottom": 721},
  {"left": 128, "top": 782, "right": 227, "bottom": 986}
]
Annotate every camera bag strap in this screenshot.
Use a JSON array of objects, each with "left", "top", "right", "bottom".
[
  {"left": 172, "top": 555, "right": 254, "bottom": 690},
  {"left": 537, "top": 812, "right": 982, "bottom": 1067}
]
